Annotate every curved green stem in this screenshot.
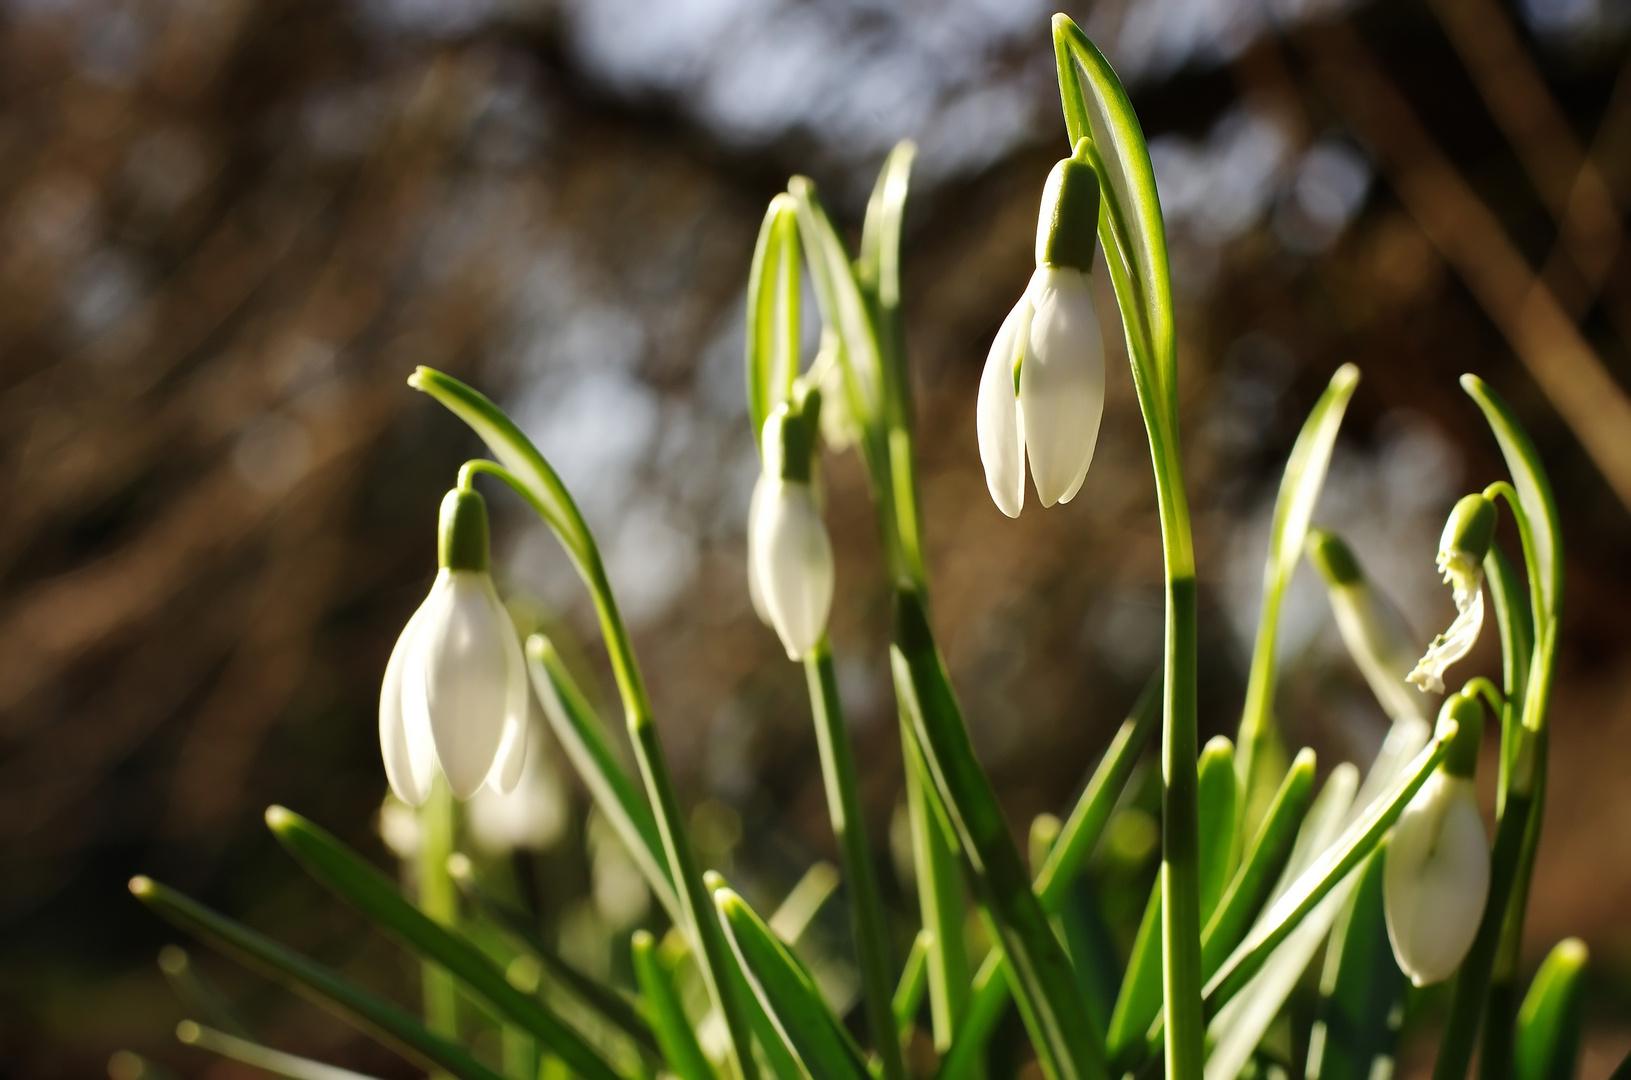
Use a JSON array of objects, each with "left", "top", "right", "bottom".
[
  {"left": 413, "top": 370, "right": 757, "bottom": 1080},
  {"left": 805, "top": 640, "right": 906, "bottom": 1080}
]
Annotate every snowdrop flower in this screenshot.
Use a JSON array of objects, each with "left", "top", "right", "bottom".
[
  {"left": 379, "top": 484, "right": 528, "bottom": 806},
  {"left": 1384, "top": 690, "right": 1490, "bottom": 986},
  {"left": 750, "top": 387, "right": 833, "bottom": 659},
  {"left": 1409, "top": 494, "right": 1497, "bottom": 693},
  {"left": 978, "top": 140, "right": 1106, "bottom": 518}
]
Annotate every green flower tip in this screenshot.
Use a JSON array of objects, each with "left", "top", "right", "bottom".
[
  {"left": 763, "top": 387, "right": 823, "bottom": 483},
  {"left": 703, "top": 869, "right": 729, "bottom": 894},
  {"left": 264, "top": 804, "right": 297, "bottom": 832},
  {"left": 438, "top": 486, "right": 491, "bottom": 572},
  {"left": 631, "top": 928, "right": 655, "bottom": 951},
  {"left": 1035, "top": 140, "right": 1101, "bottom": 272},
  {"left": 1201, "top": 734, "right": 1235, "bottom": 762},
  {"left": 524, "top": 632, "right": 553, "bottom": 665},
  {"left": 1306, "top": 528, "right": 1363, "bottom": 586},
  {"left": 1437, "top": 691, "right": 1484, "bottom": 778},
  {"left": 1441, "top": 494, "right": 1497, "bottom": 571},
  {"left": 128, "top": 875, "right": 155, "bottom": 898}
]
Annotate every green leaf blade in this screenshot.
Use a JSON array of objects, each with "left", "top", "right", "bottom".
[
  {"left": 264, "top": 807, "right": 623, "bottom": 1080},
  {"left": 129, "top": 877, "right": 507, "bottom": 1080}
]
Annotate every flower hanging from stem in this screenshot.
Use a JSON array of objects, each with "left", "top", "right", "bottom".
[
  {"left": 379, "top": 479, "right": 529, "bottom": 805},
  {"left": 1408, "top": 493, "right": 1497, "bottom": 693}
]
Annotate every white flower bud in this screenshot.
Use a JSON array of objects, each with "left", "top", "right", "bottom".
[
  {"left": 379, "top": 487, "right": 529, "bottom": 806},
  {"left": 1383, "top": 692, "right": 1490, "bottom": 986},
  {"left": 1382, "top": 771, "right": 1489, "bottom": 986},
  {"left": 977, "top": 266, "right": 1105, "bottom": 518},
  {"left": 752, "top": 477, "right": 834, "bottom": 660}
]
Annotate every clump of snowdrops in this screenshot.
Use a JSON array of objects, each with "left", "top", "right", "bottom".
[{"left": 120, "top": 15, "right": 1596, "bottom": 1080}]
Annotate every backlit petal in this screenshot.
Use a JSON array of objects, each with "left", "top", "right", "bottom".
[
  {"left": 977, "top": 295, "right": 1029, "bottom": 518},
  {"left": 1020, "top": 267, "right": 1104, "bottom": 507}
]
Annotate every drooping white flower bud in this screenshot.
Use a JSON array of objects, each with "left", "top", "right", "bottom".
[
  {"left": 1408, "top": 494, "right": 1498, "bottom": 693},
  {"left": 379, "top": 485, "right": 529, "bottom": 806},
  {"left": 977, "top": 141, "right": 1106, "bottom": 518},
  {"left": 1383, "top": 691, "right": 1490, "bottom": 986},
  {"left": 750, "top": 389, "right": 833, "bottom": 660}
]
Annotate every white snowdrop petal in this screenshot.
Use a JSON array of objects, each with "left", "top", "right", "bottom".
[
  {"left": 1384, "top": 774, "right": 1490, "bottom": 986},
  {"left": 1019, "top": 268, "right": 1104, "bottom": 507},
  {"left": 753, "top": 480, "right": 834, "bottom": 659},
  {"left": 746, "top": 472, "right": 775, "bottom": 625},
  {"left": 380, "top": 600, "right": 433, "bottom": 807},
  {"left": 422, "top": 571, "right": 513, "bottom": 799},
  {"left": 1408, "top": 580, "right": 1485, "bottom": 693},
  {"left": 976, "top": 297, "right": 1029, "bottom": 519},
  {"left": 487, "top": 595, "right": 531, "bottom": 795}
]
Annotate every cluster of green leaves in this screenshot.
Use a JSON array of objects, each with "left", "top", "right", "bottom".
[{"left": 123, "top": 15, "right": 1603, "bottom": 1080}]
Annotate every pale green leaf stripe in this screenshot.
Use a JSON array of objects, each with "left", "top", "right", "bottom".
[
  {"left": 178, "top": 1021, "right": 382, "bottom": 1080},
  {"left": 264, "top": 808, "right": 622, "bottom": 1080},
  {"left": 1201, "top": 729, "right": 1453, "bottom": 1010},
  {"left": 128, "top": 877, "right": 507, "bottom": 1080},
  {"left": 892, "top": 589, "right": 1106, "bottom": 1080},
  {"left": 1514, "top": 938, "right": 1589, "bottom": 1080},
  {"left": 1236, "top": 364, "right": 1360, "bottom": 812},
  {"left": 1052, "top": 16, "right": 1173, "bottom": 394},
  {"left": 526, "top": 636, "right": 680, "bottom": 922},
  {"left": 937, "top": 681, "right": 1160, "bottom": 1080},
  {"left": 892, "top": 930, "right": 930, "bottom": 1035},
  {"left": 714, "top": 886, "right": 871, "bottom": 1080},
  {"left": 787, "top": 178, "right": 882, "bottom": 431},
  {"left": 857, "top": 139, "right": 916, "bottom": 430},
  {"left": 630, "top": 931, "right": 714, "bottom": 1080},
  {"left": 746, "top": 195, "right": 799, "bottom": 441},
  {"left": 904, "top": 730, "right": 968, "bottom": 1056}
]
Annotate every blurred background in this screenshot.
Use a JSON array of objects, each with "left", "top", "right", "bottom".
[{"left": 3, "top": 0, "right": 1631, "bottom": 1075}]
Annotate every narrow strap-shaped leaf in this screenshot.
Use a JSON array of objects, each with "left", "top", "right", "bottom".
[
  {"left": 1305, "top": 846, "right": 1406, "bottom": 1080},
  {"left": 177, "top": 1021, "right": 382, "bottom": 1080},
  {"left": 892, "top": 589, "right": 1107, "bottom": 1080},
  {"left": 787, "top": 178, "right": 883, "bottom": 437},
  {"left": 1461, "top": 376, "right": 1561, "bottom": 629},
  {"left": 1235, "top": 364, "right": 1361, "bottom": 828},
  {"left": 453, "top": 867, "right": 660, "bottom": 1057},
  {"left": 1514, "top": 939, "right": 1588, "bottom": 1080},
  {"left": 856, "top": 140, "right": 916, "bottom": 433},
  {"left": 1202, "top": 750, "right": 1318, "bottom": 981},
  {"left": 1202, "top": 728, "right": 1453, "bottom": 1011},
  {"left": 904, "top": 720, "right": 969, "bottom": 1054},
  {"left": 1106, "top": 882, "right": 1163, "bottom": 1069},
  {"left": 893, "top": 930, "right": 930, "bottom": 1036},
  {"left": 1486, "top": 544, "right": 1533, "bottom": 717},
  {"left": 804, "top": 643, "right": 906, "bottom": 1080},
  {"left": 746, "top": 195, "right": 801, "bottom": 441},
  {"left": 264, "top": 808, "right": 622, "bottom": 1080},
  {"left": 128, "top": 877, "right": 507, "bottom": 1080},
  {"left": 1052, "top": 14, "right": 1174, "bottom": 402},
  {"left": 159, "top": 946, "right": 255, "bottom": 1040},
  {"left": 1034, "top": 677, "right": 1162, "bottom": 908},
  {"left": 936, "top": 681, "right": 1161, "bottom": 1080},
  {"left": 1197, "top": 737, "right": 1238, "bottom": 923},
  {"left": 527, "top": 636, "right": 680, "bottom": 922},
  {"left": 630, "top": 931, "right": 715, "bottom": 1080},
  {"left": 715, "top": 886, "right": 871, "bottom": 1080}
]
